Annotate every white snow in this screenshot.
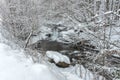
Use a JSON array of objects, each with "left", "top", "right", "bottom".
[
  {"left": 49, "top": 63, "right": 98, "bottom": 80},
  {"left": 0, "top": 42, "right": 67, "bottom": 80},
  {"left": 60, "top": 29, "right": 81, "bottom": 43},
  {"left": 46, "top": 51, "right": 70, "bottom": 64},
  {"left": 104, "top": 11, "right": 113, "bottom": 15}
]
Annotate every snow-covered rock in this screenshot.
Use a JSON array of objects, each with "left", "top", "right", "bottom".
[
  {"left": 46, "top": 51, "right": 71, "bottom": 68},
  {"left": 46, "top": 51, "right": 70, "bottom": 64}
]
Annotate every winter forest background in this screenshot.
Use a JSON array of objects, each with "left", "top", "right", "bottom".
[{"left": 0, "top": 0, "right": 120, "bottom": 80}]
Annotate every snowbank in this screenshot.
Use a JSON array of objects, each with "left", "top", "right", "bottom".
[{"left": 0, "top": 43, "right": 66, "bottom": 80}]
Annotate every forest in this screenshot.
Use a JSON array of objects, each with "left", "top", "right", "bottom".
[{"left": 0, "top": 0, "right": 120, "bottom": 80}]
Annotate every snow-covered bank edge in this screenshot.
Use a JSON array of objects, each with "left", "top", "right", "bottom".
[{"left": 0, "top": 42, "right": 67, "bottom": 80}]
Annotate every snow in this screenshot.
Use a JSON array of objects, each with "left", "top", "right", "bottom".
[
  {"left": 46, "top": 51, "right": 70, "bottom": 64},
  {"left": 111, "top": 35, "right": 120, "bottom": 41},
  {"left": 104, "top": 11, "right": 113, "bottom": 15},
  {"left": 49, "top": 64, "right": 97, "bottom": 80},
  {"left": 0, "top": 42, "right": 68, "bottom": 80},
  {"left": 25, "top": 64, "right": 62, "bottom": 80},
  {"left": 29, "top": 26, "right": 52, "bottom": 44},
  {"left": 64, "top": 72, "right": 83, "bottom": 80},
  {"left": 60, "top": 29, "right": 81, "bottom": 43}
]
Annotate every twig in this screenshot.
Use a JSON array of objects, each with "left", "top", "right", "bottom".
[{"left": 24, "top": 31, "right": 33, "bottom": 49}]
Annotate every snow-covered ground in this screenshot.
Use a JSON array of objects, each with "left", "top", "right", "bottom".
[{"left": 0, "top": 42, "right": 67, "bottom": 80}]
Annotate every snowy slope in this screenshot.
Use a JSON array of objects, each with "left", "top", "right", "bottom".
[{"left": 0, "top": 42, "right": 67, "bottom": 80}]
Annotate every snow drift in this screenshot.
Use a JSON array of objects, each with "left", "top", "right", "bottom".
[{"left": 0, "top": 42, "right": 66, "bottom": 80}]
